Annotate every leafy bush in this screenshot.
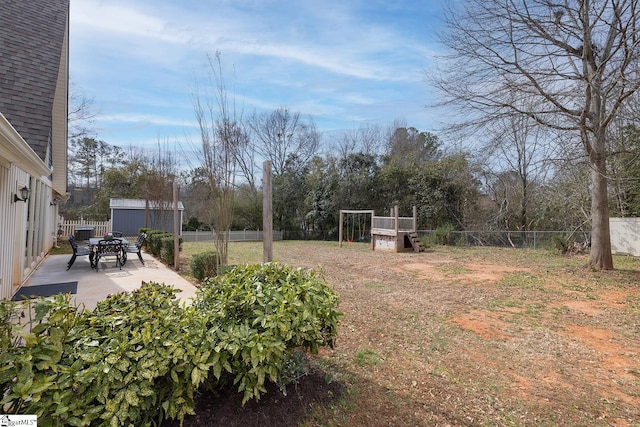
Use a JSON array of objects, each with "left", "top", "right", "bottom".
[
  {"left": 1, "top": 264, "right": 341, "bottom": 423},
  {"left": 160, "top": 236, "right": 182, "bottom": 265},
  {"left": 1, "top": 284, "right": 209, "bottom": 426},
  {"left": 65, "top": 283, "right": 208, "bottom": 426},
  {"left": 433, "top": 223, "right": 455, "bottom": 245},
  {"left": 194, "top": 262, "right": 341, "bottom": 403},
  {"left": 190, "top": 251, "right": 218, "bottom": 281},
  {"left": 0, "top": 295, "right": 84, "bottom": 421},
  {"left": 144, "top": 230, "right": 167, "bottom": 256}
]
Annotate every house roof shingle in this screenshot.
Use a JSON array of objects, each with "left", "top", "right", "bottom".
[{"left": 0, "top": 0, "right": 69, "bottom": 161}]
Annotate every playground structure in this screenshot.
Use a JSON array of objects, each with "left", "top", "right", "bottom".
[{"left": 339, "top": 206, "right": 425, "bottom": 252}]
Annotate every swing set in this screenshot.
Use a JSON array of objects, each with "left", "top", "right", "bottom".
[
  {"left": 339, "top": 210, "right": 374, "bottom": 245},
  {"left": 339, "top": 206, "right": 425, "bottom": 252}
]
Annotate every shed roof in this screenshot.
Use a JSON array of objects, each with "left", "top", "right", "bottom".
[
  {"left": 0, "top": 0, "right": 68, "bottom": 162},
  {"left": 110, "top": 198, "right": 184, "bottom": 211}
]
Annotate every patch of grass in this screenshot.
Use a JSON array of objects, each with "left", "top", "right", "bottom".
[
  {"left": 49, "top": 241, "right": 72, "bottom": 255},
  {"left": 489, "top": 297, "right": 524, "bottom": 310},
  {"left": 430, "top": 332, "right": 449, "bottom": 353},
  {"left": 354, "top": 349, "right": 381, "bottom": 367},
  {"left": 613, "top": 254, "right": 640, "bottom": 270},
  {"left": 363, "top": 281, "right": 384, "bottom": 289},
  {"left": 430, "top": 365, "right": 451, "bottom": 379},
  {"left": 497, "top": 271, "right": 544, "bottom": 290},
  {"left": 551, "top": 305, "right": 570, "bottom": 316},
  {"left": 626, "top": 295, "right": 640, "bottom": 311},
  {"left": 435, "top": 263, "right": 473, "bottom": 275},
  {"left": 559, "top": 280, "right": 597, "bottom": 293},
  {"left": 524, "top": 302, "right": 547, "bottom": 317}
]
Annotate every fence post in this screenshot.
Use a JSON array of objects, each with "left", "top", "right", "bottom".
[
  {"left": 412, "top": 206, "right": 417, "bottom": 233},
  {"left": 394, "top": 206, "right": 399, "bottom": 235}
]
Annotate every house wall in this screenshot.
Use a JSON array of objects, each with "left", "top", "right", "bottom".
[
  {"left": 610, "top": 218, "right": 640, "bottom": 257},
  {"left": 0, "top": 164, "right": 22, "bottom": 300},
  {"left": 0, "top": 164, "right": 50, "bottom": 300},
  {"left": 0, "top": 116, "right": 55, "bottom": 300},
  {"left": 0, "top": 0, "right": 68, "bottom": 300}
]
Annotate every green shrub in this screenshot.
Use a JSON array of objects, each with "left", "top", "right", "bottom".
[
  {"left": 64, "top": 283, "right": 207, "bottom": 426},
  {"left": 1, "top": 264, "right": 342, "bottom": 422},
  {"left": 145, "top": 230, "right": 167, "bottom": 256},
  {"left": 160, "top": 236, "right": 182, "bottom": 265},
  {"left": 433, "top": 223, "right": 454, "bottom": 245},
  {"left": 194, "top": 262, "right": 341, "bottom": 404},
  {"left": 0, "top": 295, "right": 84, "bottom": 421},
  {"left": 0, "top": 284, "right": 210, "bottom": 426},
  {"left": 190, "top": 251, "right": 218, "bottom": 281}
]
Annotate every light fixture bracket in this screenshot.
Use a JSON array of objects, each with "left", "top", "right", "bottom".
[{"left": 14, "top": 186, "right": 30, "bottom": 203}]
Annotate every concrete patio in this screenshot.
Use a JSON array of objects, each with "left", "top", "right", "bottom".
[{"left": 21, "top": 251, "right": 199, "bottom": 310}]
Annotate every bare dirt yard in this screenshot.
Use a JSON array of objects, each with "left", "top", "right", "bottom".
[{"left": 172, "top": 241, "right": 640, "bottom": 426}]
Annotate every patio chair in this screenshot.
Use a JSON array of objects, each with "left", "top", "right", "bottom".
[
  {"left": 111, "top": 231, "right": 124, "bottom": 238},
  {"left": 67, "top": 234, "right": 92, "bottom": 270},
  {"left": 94, "top": 239, "right": 123, "bottom": 271},
  {"left": 122, "top": 232, "right": 146, "bottom": 266}
]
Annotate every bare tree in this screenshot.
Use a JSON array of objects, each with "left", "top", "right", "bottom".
[
  {"left": 607, "top": 93, "right": 640, "bottom": 216},
  {"left": 432, "top": 0, "right": 640, "bottom": 269},
  {"left": 333, "top": 122, "right": 385, "bottom": 158},
  {"left": 140, "top": 139, "right": 179, "bottom": 231},
  {"left": 68, "top": 80, "right": 99, "bottom": 140},
  {"left": 248, "top": 107, "right": 320, "bottom": 176},
  {"left": 480, "top": 114, "right": 554, "bottom": 232},
  {"left": 192, "top": 52, "right": 248, "bottom": 267}
]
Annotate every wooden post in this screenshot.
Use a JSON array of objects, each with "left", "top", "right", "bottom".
[
  {"left": 412, "top": 205, "right": 417, "bottom": 233},
  {"left": 339, "top": 210, "right": 344, "bottom": 247},
  {"left": 263, "top": 161, "right": 273, "bottom": 263},
  {"left": 144, "top": 199, "right": 149, "bottom": 228},
  {"left": 370, "top": 210, "right": 374, "bottom": 250},
  {"left": 173, "top": 182, "right": 180, "bottom": 271},
  {"left": 394, "top": 205, "right": 399, "bottom": 235},
  {"left": 394, "top": 205, "right": 400, "bottom": 252}
]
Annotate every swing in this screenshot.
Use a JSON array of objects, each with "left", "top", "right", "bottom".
[
  {"left": 347, "top": 215, "right": 355, "bottom": 243},
  {"left": 338, "top": 209, "right": 375, "bottom": 248},
  {"left": 345, "top": 212, "right": 368, "bottom": 243},
  {"left": 358, "top": 214, "right": 366, "bottom": 241}
]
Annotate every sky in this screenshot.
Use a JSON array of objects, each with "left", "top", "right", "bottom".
[{"left": 69, "top": 0, "right": 448, "bottom": 152}]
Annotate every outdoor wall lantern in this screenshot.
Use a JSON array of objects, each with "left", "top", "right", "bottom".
[{"left": 14, "top": 186, "right": 31, "bottom": 203}]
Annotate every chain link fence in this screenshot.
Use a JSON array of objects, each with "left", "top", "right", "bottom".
[{"left": 417, "top": 230, "right": 585, "bottom": 250}]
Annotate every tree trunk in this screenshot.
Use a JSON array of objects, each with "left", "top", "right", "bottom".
[{"left": 588, "top": 154, "right": 613, "bottom": 269}]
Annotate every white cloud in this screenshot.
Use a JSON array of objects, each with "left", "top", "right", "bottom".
[
  {"left": 72, "top": 1, "right": 190, "bottom": 45},
  {"left": 70, "top": 0, "right": 445, "bottom": 149},
  {"left": 98, "top": 113, "right": 197, "bottom": 129}
]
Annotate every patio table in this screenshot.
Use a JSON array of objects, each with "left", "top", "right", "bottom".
[{"left": 89, "top": 237, "right": 129, "bottom": 270}]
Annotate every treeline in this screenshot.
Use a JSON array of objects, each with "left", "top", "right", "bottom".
[{"left": 63, "top": 114, "right": 640, "bottom": 241}]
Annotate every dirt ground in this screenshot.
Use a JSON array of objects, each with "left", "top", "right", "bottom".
[{"left": 168, "top": 241, "right": 640, "bottom": 426}]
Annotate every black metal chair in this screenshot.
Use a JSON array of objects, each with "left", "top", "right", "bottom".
[
  {"left": 67, "top": 234, "right": 92, "bottom": 270},
  {"left": 122, "top": 232, "right": 146, "bottom": 266},
  {"left": 111, "top": 231, "right": 124, "bottom": 238},
  {"left": 94, "top": 239, "right": 124, "bottom": 271}
]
